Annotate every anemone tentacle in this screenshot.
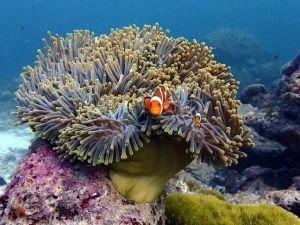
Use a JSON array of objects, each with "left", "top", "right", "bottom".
[{"left": 12, "top": 23, "right": 254, "bottom": 168}]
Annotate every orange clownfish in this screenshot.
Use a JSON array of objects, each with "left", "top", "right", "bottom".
[
  {"left": 144, "top": 86, "right": 174, "bottom": 116},
  {"left": 193, "top": 113, "right": 201, "bottom": 127}
]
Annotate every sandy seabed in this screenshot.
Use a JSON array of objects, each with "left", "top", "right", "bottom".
[{"left": 0, "top": 110, "right": 34, "bottom": 195}]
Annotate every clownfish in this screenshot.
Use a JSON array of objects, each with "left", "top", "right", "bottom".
[
  {"left": 144, "top": 86, "right": 173, "bottom": 116},
  {"left": 193, "top": 113, "right": 201, "bottom": 127}
]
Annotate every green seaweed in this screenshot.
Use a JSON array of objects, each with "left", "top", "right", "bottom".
[
  {"left": 166, "top": 193, "right": 300, "bottom": 225},
  {"left": 195, "top": 189, "right": 225, "bottom": 201}
]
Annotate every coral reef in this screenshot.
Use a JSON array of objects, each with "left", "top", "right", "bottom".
[
  {"left": 165, "top": 163, "right": 300, "bottom": 218},
  {"left": 240, "top": 50, "right": 300, "bottom": 157},
  {"left": 0, "top": 138, "right": 165, "bottom": 224},
  {"left": 212, "top": 53, "right": 300, "bottom": 216},
  {"left": 251, "top": 121, "right": 299, "bottom": 158},
  {"left": 221, "top": 166, "right": 300, "bottom": 194},
  {"left": 165, "top": 192, "right": 300, "bottom": 225},
  {"left": 160, "top": 51, "right": 300, "bottom": 221},
  {"left": 224, "top": 185, "right": 300, "bottom": 217},
  {"left": 165, "top": 72, "right": 300, "bottom": 217},
  {"left": 240, "top": 84, "right": 270, "bottom": 108},
  {"left": 277, "top": 50, "right": 300, "bottom": 120},
  {"left": 240, "top": 95, "right": 300, "bottom": 158},
  {"left": 11, "top": 24, "right": 253, "bottom": 202},
  {"left": 263, "top": 190, "right": 300, "bottom": 216},
  {"left": 184, "top": 161, "right": 216, "bottom": 185}
]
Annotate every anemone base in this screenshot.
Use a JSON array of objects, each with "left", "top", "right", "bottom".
[{"left": 109, "top": 136, "right": 193, "bottom": 203}]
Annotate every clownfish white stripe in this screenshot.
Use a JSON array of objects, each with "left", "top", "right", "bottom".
[
  {"left": 150, "top": 96, "right": 164, "bottom": 114},
  {"left": 150, "top": 96, "right": 163, "bottom": 106}
]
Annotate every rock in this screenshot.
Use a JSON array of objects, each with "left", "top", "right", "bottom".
[
  {"left": 277, "top": 51, "right": 300, "bottom": 120},
  {"left": 224, "top": 187, "right": 300, "bottom": 217},
  {"left": 218, "top": 166, "right": 300, "bottom": 194},
  {"left": 223, "top": 170, "right": 242, "bottom": 193},
  {"left": 183, "top": 161, "right": 216, "bottom": 185},
  {"left": 237, "top": 128, "right": 288, "bottom": 169},
  {"left": 246, "top": 113, "right": 300, "bottom": 157},
  {"left": 221, "top": 167, "right": 277, "bottom": 194},
  {"left": 263, "top": 190, "right": 300, "bottom": 217},
  {"left": 240, "top": 84, "right": 270, "bottom": 107},
  {"left": 238, "top": 103, "right": 300, "bottom": 165},
  {"left": 164, "top": 162, "right": 217, "bottom": 195},
  {"left": 225, "top": 192, "right": 261, "bottom": 204},
  {"left": 289, "top": 175, "right": 300, "bottom": 191},
  {"left": 238, "top": 52, "right": 300, "bottom": 166},
  {"left": 281, "top": 51, "right": 300, "bottom": 77},
  {"left": 245, "top": 131, "right": 286, "bottom": 156},
  {"left": 0, "top": 138, "right": 165, "bottom": 225}
]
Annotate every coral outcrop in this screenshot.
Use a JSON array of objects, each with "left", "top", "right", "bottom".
[
  {"left": 239, "top": 52, "right": 300, "bottom": 157},
  {"left": 240, "top": 84, "right": 270, "bottom": 108},
  {"left": 0, "top": 138, "right": 165, "bottom": 224},
  {"left": 277, "top": 50, "right": 300, "bottom": 120},
  {"left": 11, "top": 24, "right": 253, "bottom": 202},
  {"left": 239, "top": 49, "right": 300, "bottom": 159}
]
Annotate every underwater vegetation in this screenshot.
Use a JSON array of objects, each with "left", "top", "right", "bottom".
[
  {"left": 166, "top": 192, "right": 300, "bottom": 225},
  {"left": 11, "top": 23, "right": 253, "bottom": 202}
]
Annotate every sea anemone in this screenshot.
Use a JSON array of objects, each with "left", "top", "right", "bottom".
[{"left": 12, "top": 23, "right": 254, "bottom": 202}]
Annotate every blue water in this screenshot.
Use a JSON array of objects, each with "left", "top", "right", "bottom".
[{"left": 0, "top": 0, "right": 300, "bottom": 83}]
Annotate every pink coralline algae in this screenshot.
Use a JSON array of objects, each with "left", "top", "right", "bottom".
[{"left": 0, "top": 138, "right": 165, "bottom": 224}]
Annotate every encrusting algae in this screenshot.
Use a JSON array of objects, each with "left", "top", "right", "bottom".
[
  {"left": 166, "top": 192, "right": 300, "bottom": 225},
  {"left": 11, "top": 23, "right": 254, "bottom": 202}
]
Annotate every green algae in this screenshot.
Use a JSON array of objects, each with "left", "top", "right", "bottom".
[
  {"left": 166, "top": 193, "right": 300, "bottom": 225},
  {"left": 195, "top": 189, "right": 225, "bottom": 201}
]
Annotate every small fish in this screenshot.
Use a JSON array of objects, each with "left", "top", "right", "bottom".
[
  {"left": 144, "top": 86, "right": 173, "bottom": 116},
  {"left": 17, "top": 25, "right": 24, "bottom": 31},
  {"left": 193, "top": 113, "right": 201, "bottom": 127},
  {"left": 254, "top": 78, "right": 261, "bottom": 82}
]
